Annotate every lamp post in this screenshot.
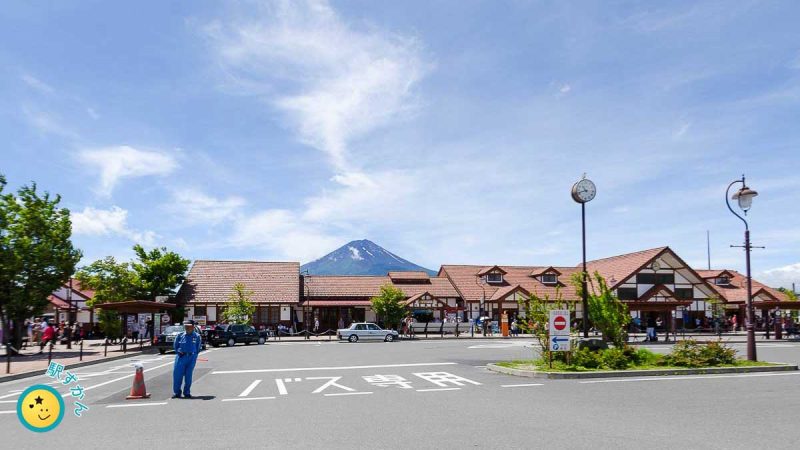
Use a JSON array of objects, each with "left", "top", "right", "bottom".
[
  {"left": 725, "top": 174, "right": 759, "bottom": 361},
  {"left": 474, "top": 276, "right": 487, "bottom": 337}
]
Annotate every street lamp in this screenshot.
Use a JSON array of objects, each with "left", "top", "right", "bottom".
[
  {"left": 725, "top": 174, "right": 758, "bottom": 361},
  {"left": 571, "top": 175, "right": 597, "bottom": 338}
]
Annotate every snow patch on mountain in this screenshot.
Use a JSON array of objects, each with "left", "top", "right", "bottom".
[{"left": 348, "top": 246, "right": 364, "bottom": 260}]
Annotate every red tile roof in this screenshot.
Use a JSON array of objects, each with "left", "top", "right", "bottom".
[
  {"left": 177, "top": 261, "right": 300, "bottom": 304},
  {"left": 304, "top": 275, "right": 459, "bottom": 299},
  {"left": 695, "top": 269, "right": 790, "bottom": 304},
  {"left": 583, "top": 247, "right": 668, "bottom": 288},
  {"left": 388, "top": 271, "right": 430, "bottom": 281},
  {"left": 440, "top": 265, "right": 581, "bottom": 303},
  {"left": 48, "top": 295, "right": 70, "bottom": 309}
]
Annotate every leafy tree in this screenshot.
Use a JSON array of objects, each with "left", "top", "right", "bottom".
[
  {"left": 221, "top": 282, "right": 256, "bottom": 325},
  {"left": 778, "top": 287, "right": 798, "bottom": 302},
  {"left": 370, "top": 284, "right": 407, "bottom": 330},
  {"left": 76, "top": 257, "right": 140, "bottom": 306},
  {"left": 130, "top": 245, "right": 190, "bottom": 300},
  {"left": 0, "top": 177, "right": 82, "bottom": 352},
  {"left": 572, "top": 271, "right": 631, "bottom": 348},
  {"left": 517, "top": 288, "right": 573, "bottom": 357}
]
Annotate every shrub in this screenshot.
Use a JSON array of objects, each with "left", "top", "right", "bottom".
[
  {"left": 571, "top": 347, "right": 603, "bottom": 369},
  {"left": 631, "top": 347, "right": 661, "bottom": 366},
  {"left": 663, "top": 340, "right": 737, "bottom": 367},
  {"left": 601, "top": 347, "right": 630, "bottom": 370}
]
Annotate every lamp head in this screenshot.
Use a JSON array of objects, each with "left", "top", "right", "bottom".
[{"left": 732, "top": 186, "right": 758, "bottom": 214}]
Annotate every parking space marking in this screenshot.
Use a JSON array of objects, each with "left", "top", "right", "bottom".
[
  {"left": 501, "top": 383, "right": 544, "bottom": 388},
  {"left": 106, "top": 402, "right": 168, "bottom": 408},
  {"left": 0, "top": 410, "right": 16, "bottom": 414},
  {"left": 0, "top": 400, "right": 18, "bottom": 403},
  {"left": 324, "top": 392, "right": 373, "bottom": 397},
  {"left": 212, "top": 362, "right": 457, "bottom": 375},
  {"left": 416, "top": 387, "right": 461, "bottom": 392},
  {"left": 238, "top": 379, "right": 262, "bottom": 397},
  {"left": 222, "top": 396, "right": 276, "bottom": 402}
]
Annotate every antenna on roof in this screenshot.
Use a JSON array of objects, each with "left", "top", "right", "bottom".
[{"left": 706, "top": 230, "right": 711, "bottom": 270}]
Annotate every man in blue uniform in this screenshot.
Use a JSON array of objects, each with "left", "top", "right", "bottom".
[{"left": 172, "top": 320, "right": 201, "bottom": 399}]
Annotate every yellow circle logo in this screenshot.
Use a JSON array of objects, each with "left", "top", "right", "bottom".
[{"left": 17, "top": 385, "right": 64, "bottom": 432}]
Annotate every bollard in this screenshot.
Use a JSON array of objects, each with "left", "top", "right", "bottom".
[
  {"left": 104, "top": 339, "right": 108, "bottom": 357},
  {"left": 6, "top": 345, "right": 11, "bottom": 374},
  {"left": 456, "top": 321, "right": 459, "bottom": 338},
  {"left": 424, "top": 322, "right": 429, "bottom": 339},
  {"left": 79, "top": 340, "right": 84, "bottom": 361},
  {"left": 440, "top": 322, "right": 444, "bottom": 338},
  {"left": 122, "top": 338, "right": 127, "bottom": 354},
  {"left": 47, "top": 341, "right": 54, "bottom": 366}
]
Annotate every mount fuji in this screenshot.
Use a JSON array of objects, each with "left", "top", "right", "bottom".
[{"left": 301, "top": 239, "right": 436, "bottom": 276}]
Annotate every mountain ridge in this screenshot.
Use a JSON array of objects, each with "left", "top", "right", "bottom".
[{"left": 301, "top": 239, "right": 436, "bottom": 276}]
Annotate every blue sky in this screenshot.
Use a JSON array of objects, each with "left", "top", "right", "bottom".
[{"left": 1, "top": 0, "right": 799, "bottom": 288}]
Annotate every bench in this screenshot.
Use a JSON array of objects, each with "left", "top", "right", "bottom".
[{"left": 409, "top": 322, "right": 464, "bottom": 337}]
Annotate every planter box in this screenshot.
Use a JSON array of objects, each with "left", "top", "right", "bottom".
[{"left": 486, "top": 362, "right": 799, "bottom": 379}]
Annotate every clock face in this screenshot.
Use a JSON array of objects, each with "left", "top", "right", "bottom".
[{"left": 573, "top": 179, "right": 596, "bottom": 203}]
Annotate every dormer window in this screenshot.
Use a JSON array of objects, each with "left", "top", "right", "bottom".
[
  {"left": 715, "top": 276, "right": 730, "bottom": 286},
  {"left": 486, "top": 273, "right": 503, "bottom": 284},
  {"left": 540, "top": 274, "right": 558, "bottom": 284}
]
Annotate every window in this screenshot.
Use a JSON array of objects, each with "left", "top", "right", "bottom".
[
  {"left": 486, "top": 273, "right": 503, "bottom": 284},
  {"left": 355, "top": 324, "right": 367, "bottom": 331},
  {"left": 636, "top": 273, "right": 675, "bottom": 285},
  {"left": 617, "top": 288, "right": 638, "bottom": 300},
  {"left": 368, "top": 324, "right": 381, "bottom": 330},
  {"left": 675, "top": 288, "right": 694, "bottom": 300},
  {"left": 540, "top": 274, "right": 558, "bottom": 284},
  {"left": 715, "top": 276, "right": 730, "bottom": 285},
  {"left": 194, "top": 306, "right": 207, "bottom": 316}
]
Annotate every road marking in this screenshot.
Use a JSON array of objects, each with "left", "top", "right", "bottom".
[
  {"left": 275, "top": 379, "right": 289, "bottom": 395},
  {"left": 63, "top": 361, "right": 175, "bottom": 398},
  {"left": 222, "top": 396, "right": 276, "bottom": 402},
  {"left": 106, "top": 402, "right": 168, "bottom": 408},
  {"left": 212, "top": 362, "right": 458, "bottom": 375},
  {"left": 239, "top": 380, "right": 262, "bottom": 397},
  {"left": 501, "top": 383, "right": 544, "bottom": 388},
  {"left": 416, "top": 388, "right": 461, "bottom": 392},
  {"left": 0, "top": 410, "right": 16, "bottom": 414},
  {"left": 580, "top": 372, "right": 800, "bottom": 384},
  {"left": 0, "top": 400, "right": 18, "bottom": 403},
  {"left": 0, "top": 393, "right": 21, "bottom": 400},
  {"left": 324, "top": 392, "right": 373, "bottom": 397}
]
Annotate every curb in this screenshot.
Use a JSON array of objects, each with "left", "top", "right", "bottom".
[
  {"left": 486, "top": 362, "right": 799, "bottom": 379},
  {"left": 0, "top": 349, "right": 157, "bottom": 384}
]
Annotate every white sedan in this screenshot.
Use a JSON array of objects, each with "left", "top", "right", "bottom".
[{"left": 337, "top": 323, "right": 399, "bottom": 343}]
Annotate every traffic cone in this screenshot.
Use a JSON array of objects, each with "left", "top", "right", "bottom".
[{"left": 126, "top": 363, "right": 151, "bottom": 399}]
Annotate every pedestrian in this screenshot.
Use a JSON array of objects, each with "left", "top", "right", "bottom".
[
  {"left": 731, "top": 315, "right": 737, "bottom": 332},
  {"left": 510, "top": 320, "right": 518, "bottom": 337},
  {"left": 144, "top": 318, "right": 153, "bottom": 341},
  {"left": 131, "top": 320, "right": 140, "bottom": 343},
  {"left": 32, "top": 318, "right": 41, "bottom": 344},
  {"left": 313, "top": 317, "right": 320, "bottom": 334},
  {"left": 172, "top": 320, "right": 202, "bottom": 399},
  {"left": 39, "top": 322, "right": 55, "bottom": 354},
  {"left": 337, "top": 317, "right": 344, "bottom": 330},
  {"left": 646, "top": 315, "right": 657, "bottom": 342}
]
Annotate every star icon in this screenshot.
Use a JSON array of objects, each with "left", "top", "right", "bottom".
[{"left": 35, "top": 396, "right": 43, "bottom": 405}]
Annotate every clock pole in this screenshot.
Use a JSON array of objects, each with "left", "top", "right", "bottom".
[{"left": 581, "top": 201, "right": 588, "bottom": 338}]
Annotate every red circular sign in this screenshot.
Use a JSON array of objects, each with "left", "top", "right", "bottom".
[{"left": 553, "top": 316, "right": 567, "bottom": 330}]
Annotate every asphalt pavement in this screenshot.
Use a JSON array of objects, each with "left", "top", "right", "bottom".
[{"left": 2, "top": 338, "right": 800, "bottom": 449}]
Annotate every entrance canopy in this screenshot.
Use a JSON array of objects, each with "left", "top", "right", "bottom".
[{"left": 93, "top": 300, "right": 176, "bottom": 314}]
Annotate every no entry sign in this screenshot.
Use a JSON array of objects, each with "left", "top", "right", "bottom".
[{"left": 549, "top": 310, "right": 571, "bottom": 352}]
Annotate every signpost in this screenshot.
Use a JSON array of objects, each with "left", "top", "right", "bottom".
[{"left": 548, "top": 310, "right": 571, "bottom": 367}]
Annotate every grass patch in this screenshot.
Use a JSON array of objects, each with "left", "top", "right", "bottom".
[{"left": 498, "top": 358, "right": 780, "bottom": 373}]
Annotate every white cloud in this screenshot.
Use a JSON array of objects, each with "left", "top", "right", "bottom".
[
  {"left": 78, "top": 146, "right": 179, "bottom": 196},
  {"left": 72, "top": 206, "right": 157, "bottom": 246},
  {"left": 559, "top": 84, "right": 571, "bottom": 94},
  {"left": 21, "top": 105, "right": 77, "bottom": 139},
  {"left": 204, "top": 0, "right": 427, "bottom": 171},
  {"left": 759, "top": 263, "right": 800, "bottom": 290},
  {"left": 229, "top": 209, "right": 341, "bottom": 262},
  {"left": 673, "top": 121, "right": 691, "bottom": 139},
  {"left": 20, "top": 74, "right": 55, "bottom": 94},
  {"left": 171, "top": 188, "right": 246, "bottom": 224}
]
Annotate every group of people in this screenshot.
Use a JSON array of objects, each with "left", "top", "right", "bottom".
[{"left": 25, "top": 318, "right": 85, "bottom": 353}]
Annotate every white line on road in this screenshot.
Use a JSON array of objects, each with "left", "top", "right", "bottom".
[
  {"left": 222, "top": 397, "right": 276, "bottom": 402},
  {"left": 501, "top": 383, "right": 544, "bottom": 388},
  {"left": 238, "top": 380, "right": 262, "bottom": 397},
  {"left": 324, "top": 392, "right": 373, "bottom": 397},
  {"left": 212, "top": 362, "right": 458, "bottom": 375},
  {"left": 580, "top": 372, "right": 800, "bottom": 384},
  {"left": 0, "top": 393, "right": 21, "bottom": 400},
  {"left": 416, "top": 388, "right": 461, "bottom": 392},
  {"left": 0, "top": 400, "right": 18, "bottom": 403},
  {"left": 0, "top": 410, "right": 16, "bottom": 414},
  {"left": 64, "top": 360, "right": 175, "bottom": 398},
  {"left": 106, "top": 402, "right": 168, "bottom": 408}
]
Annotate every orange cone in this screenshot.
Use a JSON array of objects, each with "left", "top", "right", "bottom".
[{"left": 126, "top": 364, "right": 151, "bottom": 400}]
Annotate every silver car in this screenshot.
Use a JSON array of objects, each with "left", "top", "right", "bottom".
[{"left": 337, "top": 323, "right": 399, "bottom": 343}]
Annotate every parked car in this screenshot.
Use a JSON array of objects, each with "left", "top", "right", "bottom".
[
  {"left": 155, "top": 325, "right": 207, "bottom": 354},
  {"left": 337, "top": 323, "right": 399, "bottom": 343},
  {"left": 208, "top": 324, "right": 268, "bottom": 347}
]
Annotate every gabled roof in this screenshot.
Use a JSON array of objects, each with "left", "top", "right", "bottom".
[
  {"left": 489, "top": 284, "right": 530, "bottom": 302},
  {"left": 699, "top": 270, "right": 736, "bottom": 280},
  {"left": 530, "top": 266, "right": 562, "bottom": 277},
  {"left": 304, "top": 275, "right": 459, "bottom": 299},
  {"left": 440, "top": 265, "right": 581, "bottom": 303},
  {"left": 584, "top": 247, "right": 668, "bottom": 288},
  {"left": 48, "top": 295, "right": 70, "bottom": 309},
  {"left": 695, "top": 269, "right": 790, "bottom": 303},
  {"left": 638, "top": 284, "right": 678, "bottom": 302},
  {"left": 177, "top": 260, "right": 300, "bottom": 304},
  {"left": 477, "top": 265, "right": 507, "bottom": 276},
  {"left": 404, "top": 291, "right": 448, "bottom": 306}
]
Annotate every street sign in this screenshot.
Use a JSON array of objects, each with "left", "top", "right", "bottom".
[
  {"left": 549, "top": 310, "right": 570, "bottom": 335},
  {"left": 550, "top": 335, "right": 571, "bottom": 351}
]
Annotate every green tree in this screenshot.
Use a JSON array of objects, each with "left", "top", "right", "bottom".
[
  {"left": 572, "top": 271, "right": 631, "bottom": 348},
  {"left": 221, "top": 282, "right": 256, "bottom": 325},
  {"left": 517, "top": 288, "right": 573, "bottom": 356},
  {"left": 778, "top": 287, "right": 798, "bottom": 301},
  {"left": 370, "top": 284, "right": 407, "bottom": 330},
  {"left": 130, "top": 245, "right": 190, "bottom": 300},
  {"left": 0, "top": 177, "right": 82, "bottom": 351}
]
